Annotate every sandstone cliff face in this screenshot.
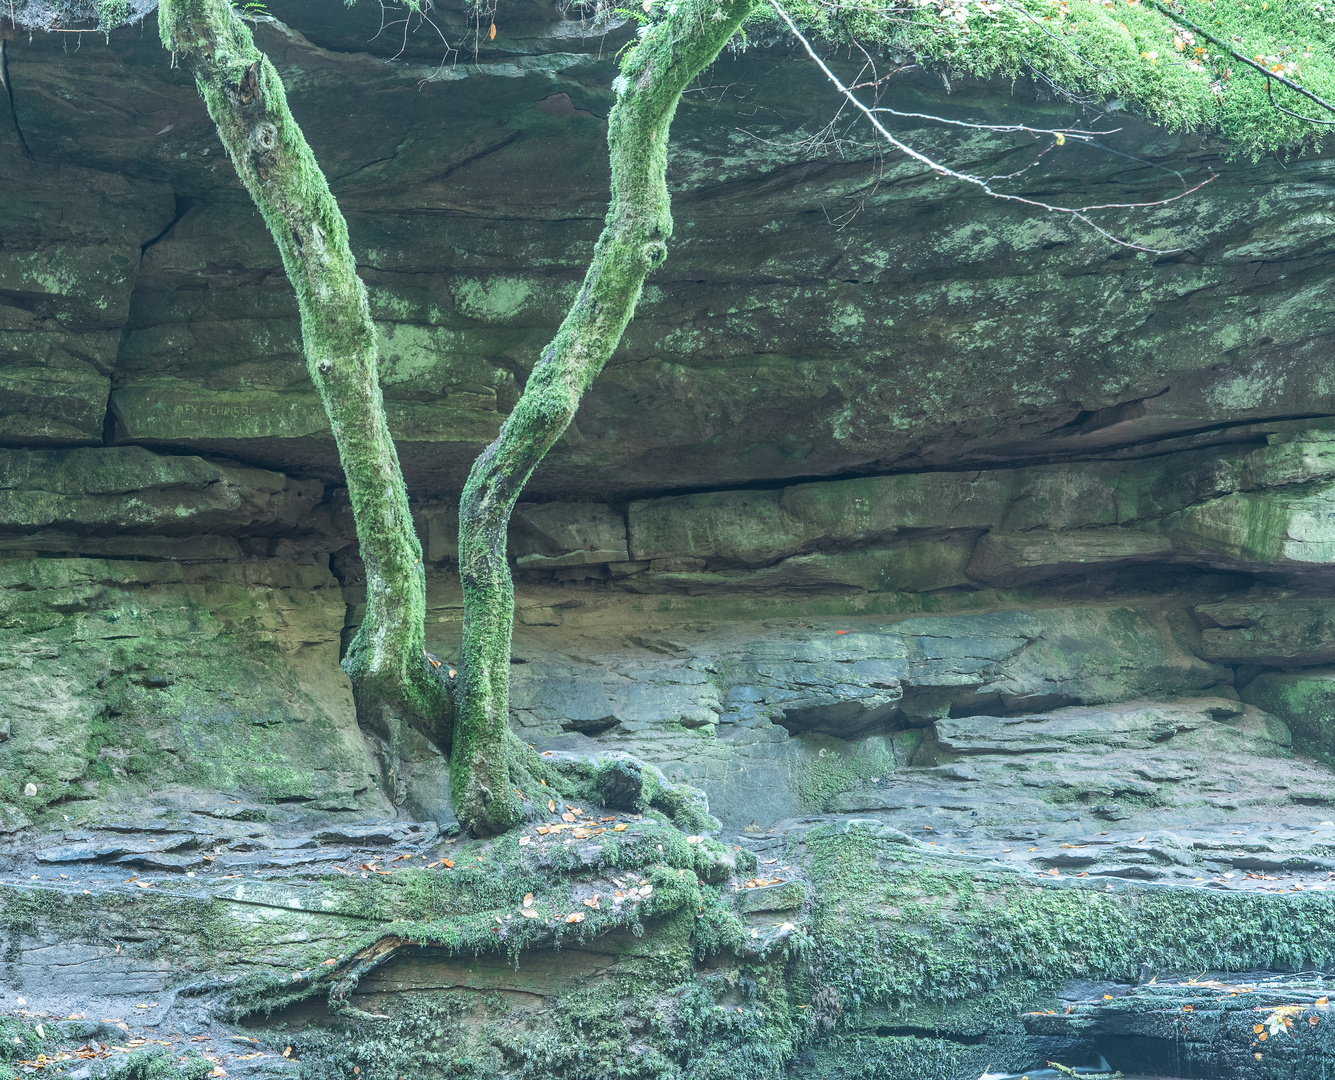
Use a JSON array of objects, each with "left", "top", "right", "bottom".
[
  {"left": 4, "top": 2, "right": 1335, "bottom": 1077},
  {"left": 6, "top": 0, "right": 1335, "bottom": 492}
]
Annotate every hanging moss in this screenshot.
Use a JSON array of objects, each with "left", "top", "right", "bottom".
[{"left": 806, "top": 824, "right": 1335, "bottom": 1019}]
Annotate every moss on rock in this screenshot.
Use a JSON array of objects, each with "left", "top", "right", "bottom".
[
  {"left": 1242, "top": 669, "right": 1335, "bottom": 764},
  {"left": 0, "top": 554, "right": 390, "bottom": 825}
]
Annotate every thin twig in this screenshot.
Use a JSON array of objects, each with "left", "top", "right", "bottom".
[
  {"left": 999, "top": 0, "right": 1119, "bottom": 80},
  {"left": 869, "top": 105, "right": 1121, "bottom": 142},
  {"left": 1266, "top": 79, "right": 1335, "bottom": 127}
]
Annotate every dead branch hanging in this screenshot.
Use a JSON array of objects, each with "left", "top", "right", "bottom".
[{"left": 766, "top": 0, "right": 1217, "bottom": 253}]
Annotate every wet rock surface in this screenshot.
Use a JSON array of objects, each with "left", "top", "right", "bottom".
[
  {"left": 1026, "top": 976, "right": 1335, "bottom": 1079},
  {"left": 7, "top": 805, "right": 1335, "bottom": 1080},
  {"left": 10, "top": 532, "right": 1335, "bottom": 1078}
]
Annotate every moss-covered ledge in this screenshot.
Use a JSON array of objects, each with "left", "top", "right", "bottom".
[{"left": 9, "top": 821, "right": 1335, "bottom": 1078}]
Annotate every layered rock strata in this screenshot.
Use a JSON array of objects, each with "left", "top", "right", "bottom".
[{"left": 4, "top": 0, "right": 1335, "bottom": 1075}]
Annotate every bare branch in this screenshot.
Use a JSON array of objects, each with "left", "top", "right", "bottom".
[
  {"left": 1264, "top": 78, "right": 1335, "bottom": 127},
  {"left": 767, "top": 0, "right": 1216, "bottom": 253},
  {"left": 367, "top": 0, "right": 459, "bottom": 84},
  {"left": 868, "top": 105, "right": 1122, "bottom": 143}
]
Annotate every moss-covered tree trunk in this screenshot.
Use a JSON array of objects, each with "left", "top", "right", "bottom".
[
  {"left": 157, "top": 0, "right": 451, "bottom": 746},
  {"left": 452, "top": 0, "right": 756, "bottom": 834}
]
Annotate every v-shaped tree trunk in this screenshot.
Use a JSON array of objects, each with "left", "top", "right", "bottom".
[{"left": 158, "top": 0, "right": 753, "bottom": 835}]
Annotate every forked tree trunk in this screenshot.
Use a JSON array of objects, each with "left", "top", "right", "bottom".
[
  {"left": 452, "top": 0, "right": 756, "bottom": 834},
  {"left": 157, "top": 0, "right": 451, "bottom": 746}
]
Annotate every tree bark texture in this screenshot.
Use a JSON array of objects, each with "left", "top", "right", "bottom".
[
  {"left": 453, "top": 0, "right": 757, "bottom": 835},
  {"left": 158, "top": 0, "right": 451, "bottom": 745}
]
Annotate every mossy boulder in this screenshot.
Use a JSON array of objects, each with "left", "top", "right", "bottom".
[{"left": 1242, "top": 669, "right": 1335, "bottom": 763}]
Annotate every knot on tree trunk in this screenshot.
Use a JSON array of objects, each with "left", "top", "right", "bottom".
[
  {"left": 237, "top": 59, "right": 260, "bottom": 102},
  {"left": 249, "top": 120, "right": 277, "bottom": 154}
]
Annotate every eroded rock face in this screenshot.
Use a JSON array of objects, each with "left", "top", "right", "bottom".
[
  {"left": 0, "top": 553, "right": 390, "bottom": 832},
  {"left": 5, "top": 0, "right": 1335, "bottom": 1076},
  {"left": 5, "top": 0, "right": 1335, "bottom": 495}
]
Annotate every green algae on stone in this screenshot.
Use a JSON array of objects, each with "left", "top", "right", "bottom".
[
  {"left": 0, "top": 554, "right": 389, "bottom": 824},
  {"left": 1196, "top": 597, "right": 1335, "bottom": 667},
  {"left": 808, "top": 824, "right": 1335, "bottom": 1009},
  {"left": 794, "top": 733, "right": 896, "bottom": 812},
  {"left": 1242, "top": 669, "right": 1335, "bottom": 765},
  {"left": 795, "top": 825, "right": 1335, "bottom": 1077},
  {"left": 16, "top": 819, "right": 1335, "bottom": 1077}
]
